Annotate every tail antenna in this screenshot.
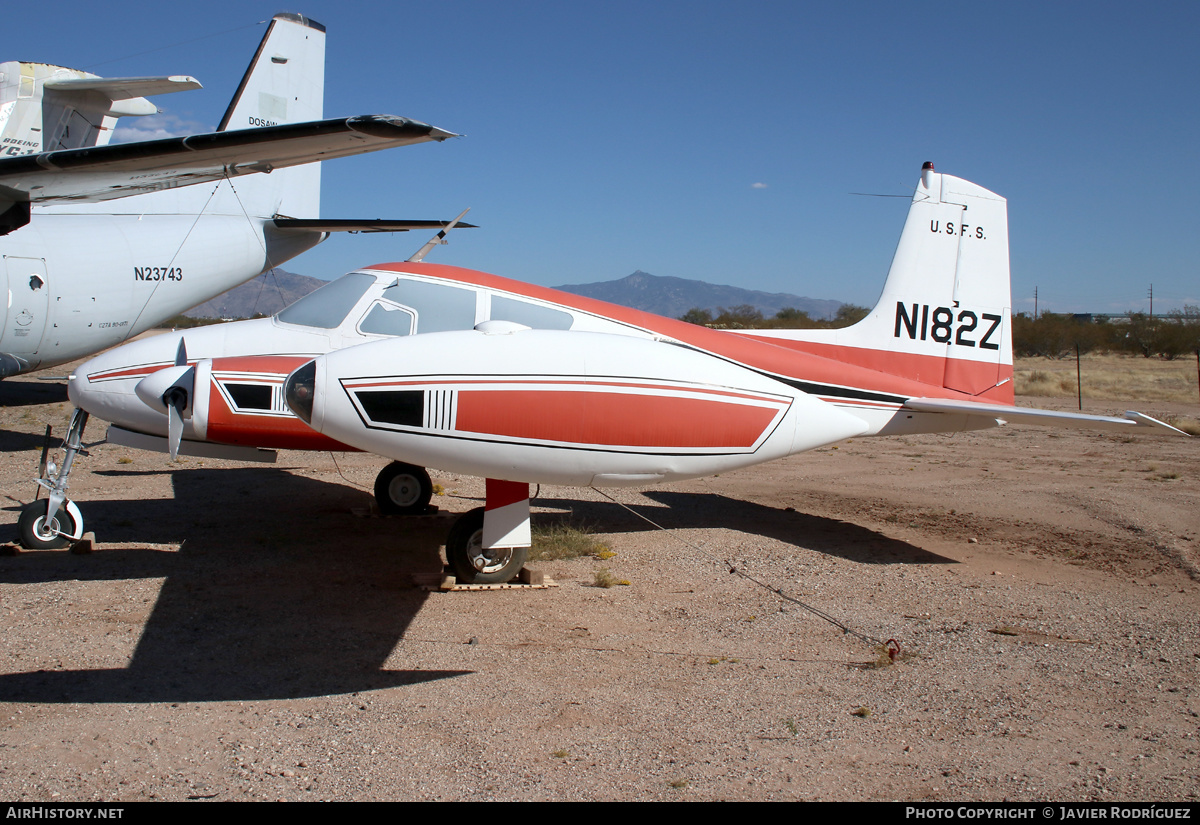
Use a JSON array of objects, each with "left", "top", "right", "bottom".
[{"left": 407, "top": 208, "right": 471, "bottom": 262}]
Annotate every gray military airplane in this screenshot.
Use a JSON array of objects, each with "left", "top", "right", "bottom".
[{"left": 0, "top": 13, "right": 460, "bottom": 379}]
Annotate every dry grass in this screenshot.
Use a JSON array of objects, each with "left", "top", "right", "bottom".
[
  {"left": 1015, "top": 354, "right": 1200, "bottom": 403},
  {"left": 529, "top": 521, "right": 611, "bottom": 561},
  {"left": 592, "top": 567, "right": 630, "bottom": 588},
  {"left": 593, "top": 568, "right": 619, "bottom": 588}
]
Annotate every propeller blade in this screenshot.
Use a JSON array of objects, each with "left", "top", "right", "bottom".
[
  {"left": 37, "top": 424, "right": 52, "bottom": 480},
  {"left": 174, "top": 336, "right": 188, "bottom": 367},
  {"left": 166, "top": 390, "right": 187, "bottom": 460},
  {"left": 164, "top": 387, "right": 187, "bottom": 461}
]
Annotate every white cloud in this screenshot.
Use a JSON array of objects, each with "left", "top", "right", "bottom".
[
  {"left": 112, "top": 113, "right": 213, "bottom": 144},
  {"left": 751, "top": 182, "right": 768, "bottom": 189}
]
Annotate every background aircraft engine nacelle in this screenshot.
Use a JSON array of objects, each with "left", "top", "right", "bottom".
[{"left": 288, "top": 329, "right": 869, "bottom": 486}]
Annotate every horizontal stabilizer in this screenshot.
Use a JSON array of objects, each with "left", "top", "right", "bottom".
[
  {"left": 903, "top": 398, "right": 1188, "bottom": 435},
  {"left": 0, "top": 114, "right": 455, "bottom": 206},
  {"left": 43, "top": 75, "right": 202, "bottom": 101},
  {"left": 273, "top": 218, "right": 477, "bottom": 233}
]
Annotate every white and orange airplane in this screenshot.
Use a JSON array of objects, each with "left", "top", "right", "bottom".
[{"left": 48, "top": 164, "right": 1184, "bottom": 581}]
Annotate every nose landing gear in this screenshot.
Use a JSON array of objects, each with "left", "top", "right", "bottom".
[{"left": 18, "top": 408, "right": 89, "bottom": 549}]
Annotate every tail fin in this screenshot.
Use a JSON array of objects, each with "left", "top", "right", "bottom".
[
  {"left": 216, "top": 13, "right": 326, "bottom": 218},
  {"left": 749, "top": 164, "right": 1013, "bottom": 402}
]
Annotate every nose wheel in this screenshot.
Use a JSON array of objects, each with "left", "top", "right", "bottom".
[
  {"left": 18, "top": 499, "right": 78, "bottom": 550},
  {"left": 373, "top": 462, "right": 433, "bottom": 515},
  {"left": 19, "top": 408, "right": 89, "bottom": 550}
]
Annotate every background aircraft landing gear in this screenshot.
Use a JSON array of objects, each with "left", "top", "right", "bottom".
[
  {"left": 20, "top": 408, "right": 89, "bottom": 550},
  {"left": 445, "top": 507, "right": 529, "bottom": 584},
  {"left": 373, "top": 461, "right": 433, "bottom": 515}
]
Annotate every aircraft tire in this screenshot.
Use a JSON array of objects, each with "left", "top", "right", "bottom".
[
  {"left": 374, "top": 462, "right": 433, "bottom": 516},
  {"left": 18, "top": 500, "right": 77, "bottom": 551},
  {"left": 446, "top": 507, "right": 528, "bottom": 584}
]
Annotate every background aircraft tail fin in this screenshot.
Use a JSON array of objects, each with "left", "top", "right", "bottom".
[{"left": 217, "top": 13, "right": 326, "bottom": 219}]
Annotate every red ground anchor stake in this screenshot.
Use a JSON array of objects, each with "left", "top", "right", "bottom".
[{"left": 887, "top": 639, "right": 901, "bottom": 662}]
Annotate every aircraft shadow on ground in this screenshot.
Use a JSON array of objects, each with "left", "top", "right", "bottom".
[
  {"left": 0, "top": 379, "right": 68, "bottom": 408},
  {"left": 0, "top": 382, "right": 70, "bottom": 453},
  {"left": 0, "top": 430, "right": 55, "bottom": 453},
  {"left": 0, "top": 467, "right": 466, "bottom": 703},
  {"left": 531, "top": 489, "right": 955, "bottom": 566}
]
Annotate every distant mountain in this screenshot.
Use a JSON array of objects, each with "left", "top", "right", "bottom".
[
  {"left": 183, "top": 269, "right": 326, "bottom": 319},
  {"left": 182, "top": 267, "right": 843, "bottom": 323},
  {"left": 552, "top": 270, "right": 841, "bottom": 320}
]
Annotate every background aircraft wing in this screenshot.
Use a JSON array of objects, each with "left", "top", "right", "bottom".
[
  {"left": 0, "top": 114, "right": 455, "bottom": 206},
  {"left": 902, "top": 397, "right": 1187, "bottom": 434},
  {"left": 272, "top": 219, "right": 477, "bottom": 233}
]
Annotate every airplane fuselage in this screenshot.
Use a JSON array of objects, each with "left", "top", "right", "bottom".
[{"left": 0, "top": 211, "right": 323, "bottom": 375}]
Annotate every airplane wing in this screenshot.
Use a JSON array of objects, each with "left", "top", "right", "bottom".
[
  {"left": 272, "top": 219, "right": 477, "bottom": 233},
  {"left": 0, "top": 114, "right": 455, "bottom": 206},
  {"left": 902, "top": 397, "right": 1188, "bottom": 435}
]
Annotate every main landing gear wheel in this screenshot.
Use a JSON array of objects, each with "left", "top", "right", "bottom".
[
  {"left": 446, "top": 507, "right": 528, "bottom": 585},
  {"left": 374, "top": 462, "right": 433, "bottom": 516},
  {"left": 18, "top": 500, "right": 77, "bottom": 551}
]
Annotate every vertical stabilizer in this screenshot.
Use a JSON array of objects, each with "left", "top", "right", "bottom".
[
  {"left": 849, "top": 163, "right": 1013, "bottom": 397},
  {"left": 746, "top": 164, "right": 1013, "bottom": 401},
  {"left": 217, "top": 13, "right": 327, "bottom": 218}
]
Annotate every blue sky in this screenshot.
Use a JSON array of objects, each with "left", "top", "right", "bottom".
[{"left": 18, "top": 1, "right": 1199, "bottom": 314}]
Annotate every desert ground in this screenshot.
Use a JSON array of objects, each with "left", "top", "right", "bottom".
[{"left": 0, "top": 351, "right": 1197, "bottom": 801}]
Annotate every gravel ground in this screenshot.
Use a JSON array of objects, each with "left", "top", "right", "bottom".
[{"left": 1, "top": 366, "right": 1197, "bottom": 801}]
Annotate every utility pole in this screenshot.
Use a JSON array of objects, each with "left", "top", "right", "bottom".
[
  {"left": 1034, "top": 286, "right": 1038, "bottom": 320},
  {"left": 1148, "top": 284, "right": 1154, "bottom": 318}
]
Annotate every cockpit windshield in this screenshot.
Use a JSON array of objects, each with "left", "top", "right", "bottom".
[{"left": 275, "top": 272, "right": 375, "bottom": 329}]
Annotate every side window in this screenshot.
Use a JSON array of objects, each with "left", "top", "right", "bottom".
[
  {"left": 358, "top": 301, "right": 414, "bottom": 337},
  {"left": 380, "top": 280, "right": 477, "bottom": 334},
  {"left": 490, "top": 295, "right": 573, "bottom": 330}
]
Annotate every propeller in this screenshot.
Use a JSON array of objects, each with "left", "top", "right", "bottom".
[
  {"left": 133, "top": 336, "right": 194, "bottom": 460},
  {"left": 163, "top": 386, "right": 187, "bottom": 461}
]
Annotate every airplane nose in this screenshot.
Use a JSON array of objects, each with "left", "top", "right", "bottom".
[{"left": 284, "top": 360, "right": 317, "bottom": 424}]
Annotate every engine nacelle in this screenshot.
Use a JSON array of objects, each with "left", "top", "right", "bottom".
[{"left": 74, "top": 353, "right": 349, "bottom": 451}]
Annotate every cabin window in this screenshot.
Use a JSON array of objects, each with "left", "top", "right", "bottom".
[
  {"left": 276, "top": 272, "right": 374, "bottom": 329},
  {"left": 380, "top": 280, "right": 477, "bottom": 334},
  {"left": 490, "top": 295, "right": 573, "bottom": 330},
  {"left": 358, "top": 301, "right": 415, "bottom": 337}
]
